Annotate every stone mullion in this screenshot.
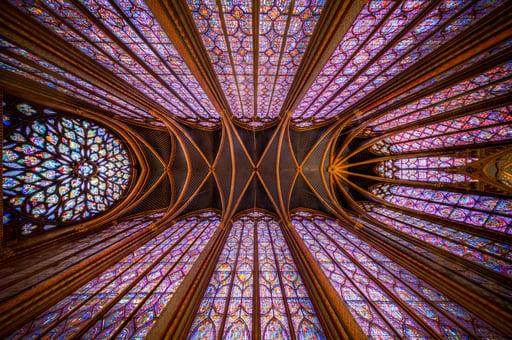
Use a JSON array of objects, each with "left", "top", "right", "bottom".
[
  {"left": 342, "top": 169, "right": 475, "bottom": 192},
  {"left": 330, "top": 179, "right": 512, "bottom": 315},
  {"left": 145, "top": 0, "right": 233, "bottom": 118},
  {"left": 279, "top": 0, "right": 365, "bottom": 119},
  {"left": 0, "top": 50, "right": 143, "bottom": 118},
  {"left": 360, "top": 93, "right": 512, "bottom": 139},
  {"left": 146, "top": 219, "right": 232, "bottom": 339},
  {"left": 345, "top": 179, "right": 512, "bottom": 244},
  {"left": 67, "top": 0, "right": 197, "bottom": 118},
  {"left": 280, "top": 222, "right": 364, "bottom": 339},
  {"left": 360, "top": 48, "right": 512, "bottom": 129},
  {"left": 362, "top": 207, "right": 512, "bottom": 286}
]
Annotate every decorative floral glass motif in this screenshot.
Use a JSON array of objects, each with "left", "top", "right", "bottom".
[
  {"left": 371, "top": 183, "right": 512, "bottom": 234},
  {"left": 375, "top": 156, "right": 477, "bottom": 183},
  {"left": 292, "top": 0, "right": 506, "bottom": 127},
  {"left": 188, "top": 210, "right": 325, "bottom": 339},
  {"left": 2, "top": 101, "right": 132, "bottom": 232},
  {"left": 291, "top": 210, "right": 504, "bottom": 338},
  {"left": 11, "top": 210, "right": 221, "bottom": 339}
]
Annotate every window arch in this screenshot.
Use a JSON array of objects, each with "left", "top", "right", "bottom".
[
  {"left": 188, "top": 210, "right": 325, "bottom": 339},
  {"left": 290, "top": 210, "right": 503, "bottom": 338},
  {"left": 11, "top": 210, "right": 221, "bottom": 339},
  {"left": 370, "top": 183, "right": 512, "bottom": 233},
  {"left": 3, "top": 99, "right": 134, "bottom": 237}
]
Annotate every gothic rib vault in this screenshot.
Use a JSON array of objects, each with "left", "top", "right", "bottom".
[{"left": 1, "top": 0, "right": 512, "bottom": 339}]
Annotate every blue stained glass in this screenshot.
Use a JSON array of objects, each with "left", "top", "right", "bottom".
[{"left": 2, "top": 102, "right": 132, "bottom": 234}]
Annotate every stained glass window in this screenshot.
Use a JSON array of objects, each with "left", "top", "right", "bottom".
[
  {"left": 370, "top": 106, "right": 512, "bottom": 155},
  {"left": 371, "top": 183, "right": 512, "bottom": 234},
  {"left": 367, "top": 62, "right": 512, "bottom": 133},
  {"left": 11, "top": 210, "right": 221, "bottom": 339},
  {"left": 361, "top": 202, "right": 512, "bottom": 276},
  {"left": 0, "top": 211, "right": 165, "bottom": 301},
  {"left": 374, "top": 156, "right": 478, "bottom": 183},
  {"left": 0, "top": 37, "right": 158, "bottom": 125},
  {"left": 10, "top": 0, "right": 220, "bottom": 127},
  {"left": 291, "top": 210, "right": 504, "bottom": 338},
  {"left": 359, "top": 215, "right": 512, "bottom": 302},
  {"left": 188, "top": 210, "right": 325, "bottom": 339},
  {"left": 292, "top": 0, "right": 506, "bottom": 127},
  {"left": 188, "top": 0, "right": 324, "bottom": 127},
  {"left": 355, "top": 38, "right": 512, "bottom": 125},
  {"left": 2, "top": 99, "right": 132, "bottom": 236}
]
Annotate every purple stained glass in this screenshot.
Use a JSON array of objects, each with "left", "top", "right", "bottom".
[
  {"left": 356, "top": 38, "right": 512, "bottom": 125},
  {"left": 368, "top": 62, "right": 512, "bottom": 132},
  {"left": 371, "top": 184, "right": 512, "bottom": 234},
  {"left": 10, "top": 0, "right": 220, "bottom": 127},
  {"left": 188, "top": 210, "right": 325, "bottom": 339},
  {"left": 2, "top": 104, "right": 132, "bottom": 231},
  {"left": 370, "top": 106, "right": 512, "bottom": 155},
  {"left": 291, "top": 210, "right": 505, "bottom": 338},
  {"left": 0, "top": 38, "right": 157, "bottom": 125},
  {"left": 292, "top": 0, "right": 505, "bottom": 128},
  {"left": 361, "top": 202, "right": 512, "bottom": 276},
  {"left": 10, "top": 211, "right": 221, "bottom": 339},
  {"left": 188, "top": 0, "right": 324, "bottom": 127},
  {"left": 375, "top": 156, "right": 478, "bottom": 183}
]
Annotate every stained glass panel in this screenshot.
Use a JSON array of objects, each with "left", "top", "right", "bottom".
[
  {"left": 188, "top": 210, "right": 325, "bottom": 339},
  {"left": 10, "top": 211, "right": 220, "bottom": 339},
  {"left": 368, "top": 62, "right": 512, "bottom": 132},
  {"left": 2, "top": 100, "right": 133, "bottom": 236},
  {"left": 291, "top": 210, "right": 504, "bottom": 338},
  {"left": 361, "top": 202, "right": 512, "bottom": 276},
  {"left": 0, "top": 37, "right": 157, "bottom": 125},
  {"left": 292, "top": 0, "right": 506, "bottom": 127},
  {"left": 374, "top": 156, "right": 478, "bottom": 183},
  {"left": 371, "top": 184, "right": 512, "bottom": 234},
  {"left": 188, "top": 0, "right": 324, "bottom": 127},
  {"left": 370, "top": 106, "right": 512, "bottom": 155},
  {"left": 10, "top": 0, "right": 220, "bottom": 127}
]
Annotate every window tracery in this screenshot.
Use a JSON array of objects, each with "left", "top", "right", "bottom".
[
  {"left": 188, "top": 210, "right": 325, "bottom": 339},
  {"left": 292, "top": 0, "right": 506, "bottom": 127},
  {"left": 374, "top": 156, "right": 478, "bottom": 183},
  {"left": 370, "top": 183, "right": 512, "bottom": 234},
  {"left": 291, "top": 210, "right": 504, "bottom": 338},
  {"left": 2, "top": 99, "right": 133, "bottom": 237},
  {"left": 11, "top": 210, "right": 220, "bottom": 339}
]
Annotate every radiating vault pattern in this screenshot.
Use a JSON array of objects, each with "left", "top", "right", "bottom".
[{"left": 1, "top": 0, "right": 511, "bottom": 339}]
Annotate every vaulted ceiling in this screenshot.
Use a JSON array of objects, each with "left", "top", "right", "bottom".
[{"left": 1, "top": 0, "right": 512, "bottom": 338}]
